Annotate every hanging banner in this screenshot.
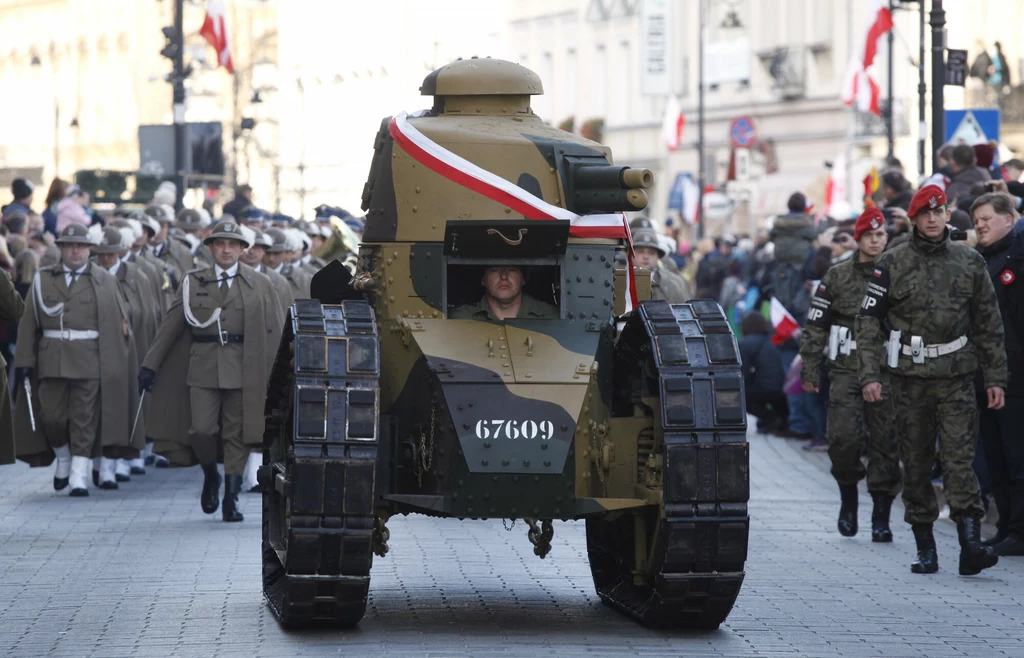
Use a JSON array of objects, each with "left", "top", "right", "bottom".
[{"left": 641, "top": 0, "right": 671, "bottom": 96}]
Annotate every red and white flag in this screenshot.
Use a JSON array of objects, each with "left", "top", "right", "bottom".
[
  {"left": 200, "top": 0, "right": 233, "bottom": 74},
  {"left": 661, "top": 96, "right": 685, "bottom": 152},
  {"left": 841, "top": 1, "right": 892, "bottom": 116},
  {"left": 389, "top": 111, "right": 639, "bottom": 313},
  {"left": 770, "top": 297, "right": 800, "bottom": 346}
]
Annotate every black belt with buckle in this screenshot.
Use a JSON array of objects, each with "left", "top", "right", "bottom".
[{"left": 193, "top": 333, "right": 244, "bottom": 344}]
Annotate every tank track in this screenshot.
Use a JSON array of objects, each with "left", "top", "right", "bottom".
[
  {"left": 587, "top": 299, "right": 749, "bottom": 630},
  {"left": 262, "top": 300, "right": 381, "bottom": 628}
]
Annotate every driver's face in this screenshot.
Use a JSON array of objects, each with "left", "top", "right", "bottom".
[{"left": 482, "top": 266, "right": 524, "bottom": 303}]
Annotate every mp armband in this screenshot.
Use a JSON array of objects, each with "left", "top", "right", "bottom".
[
  {"left": 860, "top": 267, "right": 890, "bottom": 318},
  {"left": 806, "top": 282, "right": 832, "bottom": 327}
]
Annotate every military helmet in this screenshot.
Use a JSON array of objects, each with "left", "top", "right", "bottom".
[
  {"left": 175, "top": 208, "right": 210, "bottom": 231},
  {"left": 263, "top": 227, "right": 290, "bottom": 253},
  {"left": 630, "top": 227, "right": 665, "bottom": 256},
  {"left": 144, "top": 204, "right": 175, "bottom": 224},
  {"left": 138, "top": 214, "right": 161, "bottom": 237},
  {"left": 92, "top": 226, "right": 131, "bottom": 254},
  {"left": 248, "top": 227, "right": 273, "bottom": 249},
  {"left": 297, "top": 221, "right": 321, "bottom": 238},
  {"left": 56, "top": 222, "right": 97, "bottom": 246},
  {"left": 204, "top": 219, "right": 252, "bottom": 248}
]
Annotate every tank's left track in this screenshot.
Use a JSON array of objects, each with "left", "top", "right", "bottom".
[{"left": 262, "top": 300, "right": 381, "bottom": 628}]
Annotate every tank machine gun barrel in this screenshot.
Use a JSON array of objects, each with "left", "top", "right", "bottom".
[{"left": 567, "top": 163, "right": 653, "bottom": 214}]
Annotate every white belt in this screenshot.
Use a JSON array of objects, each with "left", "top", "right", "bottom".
[
  {"left": 42, "top": 329, "right": 99, "bottom": 341},
  {"left": 828, "top": 325, "right": 856, "bottom": 360},
  {"left": 900, "top": 335, "right": 968, "bottom": 362}
]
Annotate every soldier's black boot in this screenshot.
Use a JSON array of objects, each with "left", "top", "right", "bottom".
[
  {"left": 910, "top": 524, "right": 938, "bottom": 574},
  {"left": 838, "top": 484, "right": 858, "bottom": 537},
  {"left": 870, "top": 494, "right": 894, "bottom": 543},
  {"left": 222, "top": 475, "right": 244, "bottom": 523},
  {"left": 957, "top": 516, "right": 998, "bottom": 575},
  {"left": 200, "top": 463, "right": 222, "bottom": 514}
]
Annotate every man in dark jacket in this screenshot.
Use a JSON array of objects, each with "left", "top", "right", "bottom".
[
  {"left": 221, "top": 185, "right": 253, "bottom": 219},
  {"left": 2, "top": 178, "right": 34, "bottom": 219},
  {"left": 770, "top": 192, "right": 818, "bottom": 268},
  {"left": 972, "top": 191, "right": 1024, "bottom": 556},
  {"left": 946, "top": 144, "right": 991, "bottom": 204},
  {"left": 739, "top": 312, "right": 788, "bottom": 434}
]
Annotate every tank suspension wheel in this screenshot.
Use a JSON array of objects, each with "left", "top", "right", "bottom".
[
  {"left": 587, "top": 300, "right": 749, "bottom": 630},
  {"left": 262, "top": 300, "right": 381, "bottom": 628}
]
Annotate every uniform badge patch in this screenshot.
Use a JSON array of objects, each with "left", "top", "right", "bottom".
[{"left": 1001, "top": 269, "right": 1015, "bottom": 285}]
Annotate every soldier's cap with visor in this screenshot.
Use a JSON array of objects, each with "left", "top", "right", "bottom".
[
  {"left": 297, "top": 221, "right": 322, "bottom": 238},
  {"left": 203, "top": 219, "right": 253, "bottom": 249},
  {"left": 56, "top": 222, "right": 99, "bottom": 246},
  {"left": 144, "top": 204, "right": 175, "bottom": 224},
  {"left": 630, "top": 227, "right": 666, "bottom": 257},
  {"left": 263, "top": 227, "right": 290, "bottom": 253},
  {"left": 907, "top": 185, "right": 947, "bottom": 218},
  {"left": 246, "top": 226, "right": 273, "bottom": 249},
  {"left": 175, "top": 208, "right": 211, "bottom": 231},
  {"left": 92, "top": 226, "right": 134, "bottom": 254}
]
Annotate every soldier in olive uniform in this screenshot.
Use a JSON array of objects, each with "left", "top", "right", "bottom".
[
  {"left": 264, "top": 228, "right": 311, "bottom": 298},
  {"left": 0, "top": 269, "right": 26, "bottom": 466},
  {"left": 144, "top": 204, "right": 194, "bottom": 286},
  {"left": 174, "top": 209, "right": 213, "bottom": 268},
  {"left": 296, "top": 222, "right": 327, "bottom": 275},
  {"left": 240, "top": 226, "right": 294, "bottom": 317},
  {"left": 450, "top": 265, "right": 558, "bottom": 320},
  {"left": 93, "top": 226, "right": 161, "bottom": 478},
  {"left": 141, "top": 221, "right": 283, "bottom": 522},
  {"left": 630, "top": 227, "right": 692, "bottom": 304},
  {"left": 14, "top": 223, "right": 140, "bottom": 495},
  {"left": 855, "top": 185, "right": 1008, "bottom": 576},
  {"left": 800, "top": 208, "right": 902, "bottom": 541},
  {"left": 238, "top": 225, "right": 294, "bottom": 492}
]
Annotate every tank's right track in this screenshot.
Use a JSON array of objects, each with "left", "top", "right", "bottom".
[
  {"left": 587, "top": 300, "right": 749, "bottom": 630},
  {"left": 262, "top": 300, "right": 381, "bottom": 628}
]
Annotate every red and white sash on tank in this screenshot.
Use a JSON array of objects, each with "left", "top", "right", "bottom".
[{"left": 389, "top": 110, "right": 638, "bottom": 313}]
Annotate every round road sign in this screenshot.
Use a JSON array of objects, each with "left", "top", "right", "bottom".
[{"left": 730, "top": 116, "right": 757, "bottom": 149}]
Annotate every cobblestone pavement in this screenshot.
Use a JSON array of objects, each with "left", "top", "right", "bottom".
[{"left": 1, "top": 427, "right": 1022, "bottom": 657}]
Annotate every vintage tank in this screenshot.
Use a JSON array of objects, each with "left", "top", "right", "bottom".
[{"left": 261, "top": 57, "right": 749, "bottom": 630}]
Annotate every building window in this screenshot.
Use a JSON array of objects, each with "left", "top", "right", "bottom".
[{"left": 591, "top": 44, "right": 607, "bottom": 117}]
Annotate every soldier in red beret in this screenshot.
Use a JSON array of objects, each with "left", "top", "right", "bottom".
[
  {"left": 855, "top": 184, "right": 1008, "bottom": 575},
  {"left": 800, "top": 207, "right": 901, "bottom": 542}
]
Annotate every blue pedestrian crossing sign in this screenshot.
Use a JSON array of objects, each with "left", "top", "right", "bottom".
[{"left": 944, "top": 109, "right": 999, "bottom": 145}]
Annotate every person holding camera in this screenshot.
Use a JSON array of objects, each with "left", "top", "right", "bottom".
[
  {"left": 800, "top": 208, "right": 901, "bottom": 541},
  {"left": 855, "top": 185, "right": 1007, "bottom": 575},
  {"left": 971, "top": 191, "right": 1024, "bottom": 556}
]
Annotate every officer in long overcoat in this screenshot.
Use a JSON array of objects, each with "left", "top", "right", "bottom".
[
  {"left": 141, "top": 220, "right": 283, "bottom": 522},
  {"left": 93, "top": 225, "right": 160, "bottom": 478},
  {"left": 0, "top": 270, "right": 25, "bottom": 465},
  {"left": 13, "top": 223, "right": 141, "bottom": 495}
]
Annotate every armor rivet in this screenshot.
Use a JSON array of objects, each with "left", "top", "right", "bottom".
[
  {"left": 587, "top": 255, "right": 593, "bottom": 261},
  {"left": 513, "top": 476, "right": 519, "bottom": 482},
  {"left": 484, "top": 493, "right": 490, "bottom": 499},
  {"left": 541, "top": 444, "right": 548, "bottom": 450},
  {"left": 525, "top": 373, "right": 532, "bottom": 378},
  {"left": 511, "top": 507, "right": 517, "bottom": 514},
  {"left": 502, "top": 460, "right": 509, "bottom": 466},
  {"left": 576, "top": 276, "right": 582, "bottom": 282},
  {"left": 463, "top": 423, "right": 469, "bottom": 429},
  {"left": 523, "top": 460, "right": 530, "bottom": 467},
  {"left": 533, "top": 508, "right": 539, "bottom": 514},
  {"left": 412, "top": 206, "right": 418, "bottom": 212},
  {"left": 543, "top": 460, "right": 551, "bottom": 467},
  {"left": 453, "top": 493, "right": 459, "bottom": 499},
  {"left": 415, "top": 186, "right": 421, "bottom": 193},
  {"left": 573, "top": 254, "right": 579, "bottom": 261},
  {"left": 505, "top": 207, "right": 512, "bottom": 214},
  {"left": 560, "top": 425, "right": 568, "bottom": 431},
  {"left": 484, "top": 442, "right": 491, "bottom": 448}
]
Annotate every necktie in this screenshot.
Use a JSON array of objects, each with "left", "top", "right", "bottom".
[{"left": 220, "top": 273, "right": 228, "bottom": 292}]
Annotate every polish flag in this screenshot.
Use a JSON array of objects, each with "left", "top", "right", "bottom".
[
  {"left": 841, "top": 1, "right": 893, "bottom": 116},
  {"left": 825, "top": 153, "right": 846, "bottom": 216},
  {"left": 200, "top": 0, "right": 234, "bottom": 74},
  {"left": 661, "top": 96, "right": 685, "bottom": 151},
  {"left": 770, "top": 297, "right": 800, "bottom": 346}
]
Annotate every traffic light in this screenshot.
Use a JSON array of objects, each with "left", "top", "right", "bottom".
[{"left": 160, "top": 25, "right": 179, "bottom": 62}]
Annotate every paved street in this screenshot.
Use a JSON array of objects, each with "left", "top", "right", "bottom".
[{"left": 1, "top": 428, "right": 1022, "bottom": 658}]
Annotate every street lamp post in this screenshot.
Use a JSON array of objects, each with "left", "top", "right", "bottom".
[
  {"left": 697, "top": 0, "right": 706, "bottom": 241},
  {"left": 929, "top": 0, "right": 945, "bottom": 174},
  {"left": 172, "top": 0, "right": 188, "bottom": 211}
]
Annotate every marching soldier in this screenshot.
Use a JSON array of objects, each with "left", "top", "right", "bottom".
[
  {"left": 13, "top": 223, "right": 141, "bottom": 495},
  {"left": 630, "top": 227, "right": 692, "bottom": 303},
  {"left": 0, "top": 269, "right": 25, "bottom": 466},
  {"left": 144, "top": 204, "right": 194, "bottom": 285},
  {"left": 174, "top": 208, "right": 212, "bottom": 268},
  {"left": 239, "top": 226, "right": 295, "bottom": 316},
  {"left": 296, "top": 222, "right": 327, "bottom": 275},
  {"left": 140, "top": 220, "right": 283, "bottom": 522},
  {"left": 264, "top": 228, "right": 311, "bottom": 298},
  {"left": 93, "top": 226, "right": 161, "bottom": 478},
  {"left": 856, "top": 185, "right": 1008, "bottom": 575},
  {"left": 800, "top": 208, "right": 902, "bottom": 541}
]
